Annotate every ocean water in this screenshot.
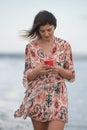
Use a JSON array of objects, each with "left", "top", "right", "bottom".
[{"left": 0, "top": 56, "right": 87, "bottom": 130}]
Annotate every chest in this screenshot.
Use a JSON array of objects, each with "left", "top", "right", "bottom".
[{"left": 30, "top": 44, "right": 65, "bottom": 67}]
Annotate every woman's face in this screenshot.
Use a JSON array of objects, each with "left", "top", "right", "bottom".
[{"left": 39, "top": 24, "right": 55, "bottom": 41}]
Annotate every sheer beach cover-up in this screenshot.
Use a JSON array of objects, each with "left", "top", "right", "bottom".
[{"left": 14, "top": 37, "right": 75, "bottom": 122}]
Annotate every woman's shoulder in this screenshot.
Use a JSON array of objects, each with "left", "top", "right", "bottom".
[
  {"left": 25, "top": 39, "right": 39, "bottom": 49},
  {"left": 25, "top": 40, "right": 38, "bottom": 55},
  {"left": 55, "top": 37, "right": 71, "bottom": 47}
]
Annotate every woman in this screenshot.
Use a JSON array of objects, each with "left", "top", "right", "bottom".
[{"left": 14, "top": 10, "right": 75, "bottom": 130}]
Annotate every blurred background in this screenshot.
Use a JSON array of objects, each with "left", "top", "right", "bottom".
[{"left": 0, "top": 0, "right": 87, "bottom": 130}]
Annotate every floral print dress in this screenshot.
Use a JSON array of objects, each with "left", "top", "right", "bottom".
[{"left": 14, "top": 37, "right": 75, "bottom": 123}]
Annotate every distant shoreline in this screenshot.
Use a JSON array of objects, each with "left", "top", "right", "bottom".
[
  {"left": 0, "top": 53, "right": 24, "bottom": 59},
  {"left": 0, "top": 53, "right": 87, "bottom": 60}
]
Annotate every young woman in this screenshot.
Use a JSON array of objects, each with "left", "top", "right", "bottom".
[{"left": 14, "top": 10, "right": 75, "bottom": 130}]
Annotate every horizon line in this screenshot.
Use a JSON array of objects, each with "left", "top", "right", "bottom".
[{"left": 0, "top": 53, "right": 87, "bottom": 60}]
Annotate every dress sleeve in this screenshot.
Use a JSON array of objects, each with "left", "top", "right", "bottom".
[
  {"left": 63, "top": 42, "right": 75, "bottom": 82},
  {"left": 22, "top": 44, "right": 33, "bottom": 89}
]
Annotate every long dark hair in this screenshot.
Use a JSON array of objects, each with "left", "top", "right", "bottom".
[{"left": 23, "top": 10, "right": 57, "bottom": 40}]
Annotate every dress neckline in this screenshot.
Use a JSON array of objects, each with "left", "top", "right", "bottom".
[{"left": 37, "top": 38, "right": 56, "bottom": 58}]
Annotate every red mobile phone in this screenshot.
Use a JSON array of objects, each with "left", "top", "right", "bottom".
[{"left": 44, "top": 59, "right": 54, "bottom": 66}]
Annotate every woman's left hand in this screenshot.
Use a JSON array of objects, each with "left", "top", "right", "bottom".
[{"left": 50, "top": 64, "right": 61, "bottom": 74}]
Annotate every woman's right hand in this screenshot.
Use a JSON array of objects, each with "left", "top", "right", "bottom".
[
  {"left": 26, "top": 63, "right": 52, "bottom": 81},
  {"left": 34, "top": 63, "right": 53, "bottom": 75}
]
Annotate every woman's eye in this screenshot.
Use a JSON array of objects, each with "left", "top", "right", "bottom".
[
  {"left": 47, "top": 29, "right": 51, "bottom": 32},
  {"left": 40, "top": 30, "right": 45, "bottom": 33}
]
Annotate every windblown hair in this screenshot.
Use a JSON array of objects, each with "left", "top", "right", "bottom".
[{"left": 22, "top": 10, "right": 57, "bottom": 40}]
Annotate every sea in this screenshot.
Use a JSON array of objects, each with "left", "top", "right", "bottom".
[{"left": 0, "top": 54, "right": 87, "bottom": 130}]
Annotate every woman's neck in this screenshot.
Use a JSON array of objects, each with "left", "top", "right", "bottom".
[{"left": 39, "top": 36, "right": 55, "bottom": 45}]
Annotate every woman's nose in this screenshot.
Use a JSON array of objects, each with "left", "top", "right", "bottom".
[{"left": 44, "top": 31, "right": 49, "bottom": 36}]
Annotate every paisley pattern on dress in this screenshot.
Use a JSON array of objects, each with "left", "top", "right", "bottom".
[{"left": 14, "top": 37, "right": 75, "bottom": 123}]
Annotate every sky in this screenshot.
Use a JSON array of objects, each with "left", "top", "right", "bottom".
[{"left": 0, "top": 0, "right": 87, "bottom": 55}]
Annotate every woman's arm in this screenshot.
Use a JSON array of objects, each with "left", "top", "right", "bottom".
[
  {"left": 51, "top": 42, "right": 75, "bottom": 82},
  {"left": 56, "top": 65, "right": 75, "bottom": 80},
  {"left": 23, "top": 44, "right": 33, "bottom": 89}
]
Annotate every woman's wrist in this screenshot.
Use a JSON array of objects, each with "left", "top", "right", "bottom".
[
  {"left": 31, "top": 68, "right": 39, "bottom": 77},
  {"left": 56, "top": 65, "right": 62, "bottom": 74},
  {"left": 26, "top": 68, "right": 39, "bottom": 81}
]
